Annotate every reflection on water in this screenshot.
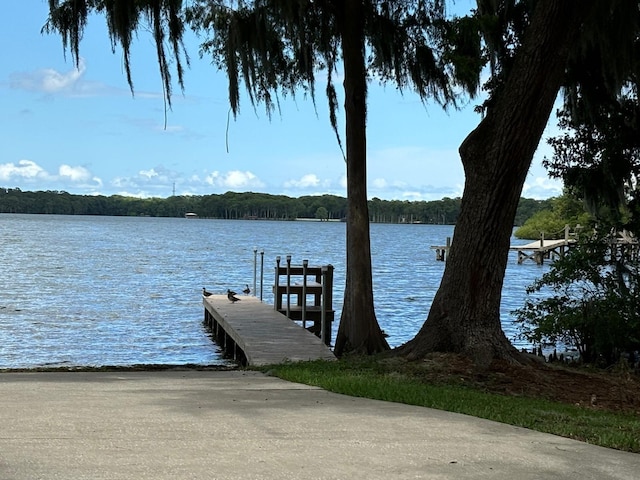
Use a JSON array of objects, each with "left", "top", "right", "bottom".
[{"left": 0, "top": 214, "right": 546, "bottom": 368}]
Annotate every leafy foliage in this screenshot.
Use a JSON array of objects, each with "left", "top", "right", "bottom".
[
  {"left": 518, "top": 12, "right": 640, "bottom": 367},
  {"left": 0, "top": 188, "right": 549, "bottom": 224},
  {"left": 514, "top": 234, "right": 640, "bottom": 365},
  {"left": 45, "top": 0, "right": 190, "bottom": 110},
  {"left": 544, "top": 94, "right": 640, "bottom": 231},
  {"left": 514, "top": 192, "right": 591, "bottom": 239},
  {"left": 184, "top": 0, "right": 482, "bottom": 147},
  {"left": 45, "top": 1, "right": 483, "bottom": 144}
]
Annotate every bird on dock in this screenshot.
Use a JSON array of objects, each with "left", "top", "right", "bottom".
[
  {"left": 227, "top": 289, "right": 241, "bottom": 303},
  {"left": 202, "top": 287, "right": 213, "bottom": 297},
  {"left": 243, "top": 284, "right": 251, "bottom": 295}
]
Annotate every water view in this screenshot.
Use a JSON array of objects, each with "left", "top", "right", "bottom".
[{"left": 0, "top": 214, "right": 545, "bottom": 368}]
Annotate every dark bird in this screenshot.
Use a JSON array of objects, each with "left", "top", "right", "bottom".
[
  {"left": 227, "top": 289, "right": 241, "bottom": 303},
  {"left": 243, "top": 284, "right": 251, "bottom": 295},
  {"left": 202, "top": 287, "right": 213, "bottom": 297}
]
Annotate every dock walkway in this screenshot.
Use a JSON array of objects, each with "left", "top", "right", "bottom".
[
  {"left": 509, "top": 238, "right": 575, "bottom": 264},
  {"left": 203, "top": 295, "right": 336, "bottom": 366}
]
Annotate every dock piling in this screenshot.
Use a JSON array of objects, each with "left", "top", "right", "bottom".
[
  {"left": 253, "top": 247, "right": 258, "bottom": 297},
  {"left": 286, "top": 255, "right": 292, "bottom": 318},
  {"left": 259, "top": 249, "right": 265, "bottom": 301},
  {"left": 302, "top": 259, "right": 308, "bottom": 329},
  {"left": 431, "top": 236, "right": 451, "bottom": 261}
]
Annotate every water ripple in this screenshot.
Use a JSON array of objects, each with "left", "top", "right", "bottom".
[{"left": 0, "top": 214, "right": 546, "bottom": 368}]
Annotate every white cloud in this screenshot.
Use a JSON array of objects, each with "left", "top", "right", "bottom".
[
  {"left": 59, "top": 164, "right": 92, "bottom": 182},
  {"left": 0, "top": 159, "right": 102, "bottom": 190},
  {"left": 0, "top": 160, "right": 48, "bottom": 181},
  {"left": 139, "top": 168, "right": 160, "bottom": 179},
  {"left": 110, "top": 166, "right": 269, "bottom": 197},
  {"left": 284, "top": 174, "right": 321, "bottom": 188},
  {"left": 225, "top": 170, "right": 260, "bottom": 188},
  {"left": 8, "top": 58, "right": 125, "bottom": 98},
  {"left": 203, "top": 170, "right": 265, "bottom": 190},
  {"left": 372, "top": 178, "right": 387, "bottom": 189},
  {"left": 10, "top": 59, "right": 86, "bottom": 94},
  {"left": 111, "top": 166, "right": 177, "bottom": 195},
  {"left": 202, "top": 171, "right": 220, "bottom": 186},
  {"left": 366, "top": 174, "right": 464, "bottom": 201},
  {"left": 43, "top": 61, "right": 85, "bottom": 92},
  {"left": 522, "top": 176, "right": 563, "bottom": 199}
]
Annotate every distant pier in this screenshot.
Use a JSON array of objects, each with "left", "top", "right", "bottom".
[
  {"left": 431, "top": 234, "right": 575, "bottom": 265},
  {"left": 510, "top": 225, "right": 577, "bottom": 265},
  {"left": 509, "top": 238, "right": 575, "bottom": 265},
  {"left": 431, "top": 226, "right": 578, "bottom": 265},
  {"left": 430, "top": 236, "right": 451, "bottom": 261}
]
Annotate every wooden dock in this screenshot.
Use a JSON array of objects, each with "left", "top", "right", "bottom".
[
  {"left": 203, "top": 295, "right": 336, "bottom": 366},
  {"left": 430, "top": 236, "right": 451, "bottom": 261},
  {"left": 510, "top": 238, "right": 575, "bottom": 264}
]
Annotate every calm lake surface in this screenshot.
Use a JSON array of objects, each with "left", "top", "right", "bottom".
[{"left": 0, "top": 214, "right": 544, "bottom": 368}]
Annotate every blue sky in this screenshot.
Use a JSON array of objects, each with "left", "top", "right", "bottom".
[{"left": 1, "top": 1, "right": 562, "bottom": 200}]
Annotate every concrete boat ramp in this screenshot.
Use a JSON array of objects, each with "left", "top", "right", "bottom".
[{"left": 1, "top": 370, "right": 639, "bottom": 480}]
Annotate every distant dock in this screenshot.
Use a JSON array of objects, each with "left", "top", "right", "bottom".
[
  {"left": 430, "top": 236, "right": 451, "bottom": 261},
  {"left": 203, "top": 295, "right": 336, "bottom": 366},
  {"left": 431, "top": 235, "right": 575, "bottom": 265},
  {"left": 431, "top": 226, "right": 578, "bottom": 265},
  {"left": 509, "top": 238, "right": 575, "bottom": 265}
]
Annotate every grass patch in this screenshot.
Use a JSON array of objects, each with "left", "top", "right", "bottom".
[{"left": 256, "top": 356, "right": 640, "bottom": 453}]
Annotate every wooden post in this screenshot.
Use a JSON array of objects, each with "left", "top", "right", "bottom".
[
  {"left": 321, "top": 265, "right": 334, "bottom": 346},
  {"left": 302, "top": 259, "right": 308, "bottom": 329},
  {"left": 259, "top": 250, "right": 264, "bottom": 301},
  {"left": 286, "top": 255, "right": 292, "bottom": 319},
  {"left": 534, "top": 250, "right": 544, "bottom": 265},
  {"left": 253, "top": 247, "right": 257, "bottom": 297},
  {"left": 274, "top": 256, "right": 281, "bottom": 311},
  {"left": 321, "top": 266, "right": 327, "bottom": 346}
]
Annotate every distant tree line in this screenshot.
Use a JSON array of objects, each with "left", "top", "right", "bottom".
[{"left": 0, "top": 188, "right": 549, "bottom": 225}]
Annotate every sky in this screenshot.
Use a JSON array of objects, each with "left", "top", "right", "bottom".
[{"left": 0, "top": 1, "right": 563, "bottom": 201}]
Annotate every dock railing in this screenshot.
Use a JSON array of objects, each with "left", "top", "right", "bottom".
[{"left": 274, "top": 256, "right": 334, "bottom": 345}]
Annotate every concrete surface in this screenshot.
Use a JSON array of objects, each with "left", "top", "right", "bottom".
[{"left": 0, "top": 370, "right": 638, "bottom": 480}]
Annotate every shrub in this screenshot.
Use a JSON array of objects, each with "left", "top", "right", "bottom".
[{"left": 514, "top": 234, "right": 640, "bottom": 366}]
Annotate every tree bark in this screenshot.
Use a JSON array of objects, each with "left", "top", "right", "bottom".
[
  {"left": 334, "top": 0, "right": 389, "bottom": 356},
  {"left": 397, "top": 0, "right": 589, "bottom": 366}
]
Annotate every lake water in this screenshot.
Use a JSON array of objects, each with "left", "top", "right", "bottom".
[{"left": 0, "top": 214, "right": 545, "bottom": 368}]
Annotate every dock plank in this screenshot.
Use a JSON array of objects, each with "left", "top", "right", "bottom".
[
  {"left": 510, "top": 239, "right": 573, "bottom": 250},
  {"left": 203, "top": 295, "right": 336, "bottom": 366}
]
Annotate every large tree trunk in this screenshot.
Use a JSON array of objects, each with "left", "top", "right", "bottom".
[
  {"left": 334, "top": 0, "right": 389, "bottom": 356},
  {"left": 398, "top": 0, "right": 588, "bottom": 366}
]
